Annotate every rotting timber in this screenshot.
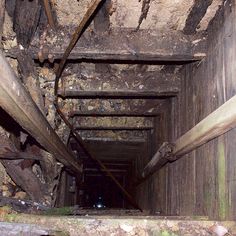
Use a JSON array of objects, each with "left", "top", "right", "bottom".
[
  {"left": 141, "top": 94, "right": 236, "bottom": 181},
  {"left": 1, "top": 0, "right": 236, "bottom": 232},
  {"left": 0, "top": 52, "right": 82, "bottom": 175}
]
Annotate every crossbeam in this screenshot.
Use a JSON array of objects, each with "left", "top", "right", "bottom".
[
  {"left": 73, "top": 116, "right": 153, "bottom": 130},
  {"left": 61, "top": 70, "right": 180, "bottom": 97},
  {"left": 26, "top": 28, "right": 206, "bottom": 62}
]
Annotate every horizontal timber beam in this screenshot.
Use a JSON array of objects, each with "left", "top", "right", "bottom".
[
  {"left": 62, "top": 71, "right": 180, "bottom": 96},
  {"left": 140, "top": 94, "right": 236, "bottom": 181},
  {"left": 73, "top": 116, "right": 153, "bottom": 130},
  {"left": 63, "top": 99, "right": 168, "bottom": 117},
  {"left": 70, "top": 111, "right": 158, "bottom": 117},
  {"left": 58, "top": 90, "right": 177, "bottom": 98},
  {"left": 74, "top": 126, "right": 153, "bottom": 130},
  {"left": 0, "top": 51, "right": 82, "bottom": 174},
  {"left": 7, "top": 28, "right": 206, "bottom": 62}
]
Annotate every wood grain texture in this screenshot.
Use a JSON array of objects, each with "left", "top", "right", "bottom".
[
  {"left": 13, "top": 0, "right": 41, "bottom": 48},
  {"left": 157, "top": 0, "right": 235, "bottom": 220},
  {"left": 28, "top": 28, "right": 206, "bottom": 62}
]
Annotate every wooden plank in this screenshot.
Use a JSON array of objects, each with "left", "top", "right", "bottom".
[
  {"left": 13, "top": 0, "right": 41, "bottom": 47},
  {"left": 62, "top": 99, "right": 167, "bottom": 117},
  {"left": 62, "top": 70, "right": 180, "bottom": 97},
  {"left": 73, "top": 116, "right": 153, "bottom": 130},
  {"left": 70, "top": 111, "right": 158, "bottom": 117},
  {"left": 42, "top": 0, "right": 56, "bottom": 29},
  {"left": 58, "top": 90, "right": 177, "bottom": 98},
  {"left": 0, "top": 128, "right": 46, "bottom": 202},
  {"left": 183, "top": 0, "right": 213, "bottom": 34},
  {"left": 27, "top": 28, "right": 206, "bottom": 62},
  {"left": 74, "top": 126, "right": 153, "bottom": 131}
]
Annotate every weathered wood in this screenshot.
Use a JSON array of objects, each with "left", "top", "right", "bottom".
[
  {"left": 55, "top": 0, "right": 104, "bottom": 79},
  {"left": 16, "top": 49, "right": 45, "bottom": 114},
  {"left": 70, "top": 111, "right": 158, "bottom": 117},
  {"left": 16, "top": 49, "right": 60, "bottom": 185},
  {"left": 74, "top": 126, "right": 153, "bottom": 130},
  {"left": 73, "top": 116, "right": 153, "bottom": 130},
  {"left": 43, "top": 0, "right": 56, "bottom": 29},
  {"left": 13, "top": 0, "right": 41, "bottom": 48},
  {"left": 183, "top": 0, "right": 213, "bottom": 34},
  {"left": 0, "top": 151, "right": 41, "bottom": 161},
  {"left": 0, "top": 0, "right": 5, "bottom": 47},
  {"left": 62, "top": 70, "right": 180, "bottom": 96},
  {"left": 0, "top": 51, "right": 82, "bottom": 174},
  {"left": 28, "top": 28, "right": 206, "bottom": 62},
  {"left": 140, "top": 143, "right": 174, "bottom": 180},
  {"left": 5, "top": 0, "right": 15, "bottom": 18},
  {"left": 94, "top": 0, "right": 111, "bottom": 73},
  {"left": 173, "top": 94, "right": 236, "bottom": 157},
  {"left": 0, "top": 196, "right": 50, "bottom": 212},
  {"left": 65, "top": 99, "right": 167, "bottom": 118},
  {"left": 141, "top": 94, "right": 236, "bottom": 180},
  {"left": 0, "top": 129, "right": 45, "bottom": 202},
  {"left": 58, "top": 90, "right": 177, "bottom": 98}
]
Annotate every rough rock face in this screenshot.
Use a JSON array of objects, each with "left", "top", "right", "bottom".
[{"left": 53, "top": 0, "right": 222, "bottom": 31}]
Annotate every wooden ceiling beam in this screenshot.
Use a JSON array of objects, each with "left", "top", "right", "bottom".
[{"left": 8, "top": 28, "right": 207, "bottom": 62}]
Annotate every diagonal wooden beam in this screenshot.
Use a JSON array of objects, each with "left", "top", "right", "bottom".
[
  {"left": 140, "top": 94, "right": 236, "bottom": 182},
  {"left": 0, "top": 51, "right": 82, "bottom": 175},
  {"left": 43, "top": 0, "right": 56, "bottom": 29},
  {"left": 183, "top": 0, "right": 213, "bottom": 35}
]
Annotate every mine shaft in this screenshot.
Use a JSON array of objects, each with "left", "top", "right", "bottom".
[{"left": 0, "top": 0, "right": 236, "bottom": 235}]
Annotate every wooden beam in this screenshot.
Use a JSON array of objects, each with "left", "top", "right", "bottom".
[
  {"left": 58, "top": 90, "right": 177, "bottom": 98},
  {"left": 43, "top": 0, "right": 56, "bottom": 29},
  {"left": 183, "top": 0, "right": 213, "bottom": 35},
  {"left": 0, "top": 52, "right": 82, "bottom": 174},
  {"left": 173, "top": 95, "right": 236, "bottom": 157},
  {"left": 61, "top": 70, "right": 180, "bottom": 98},
  {"left": 73, "top": 116, "right": 153, "bottom": 130},
  {"left": 13, "top": 0, "right": 41, "bottom": 48},
  {"left": 70, "top": 111, "right": 158, "bottom": 117},
  {"left": 74, "top": 126, "right": 153, "bottom": 130},
  {"left": 0, "top": 129, "right": 46, "bottom": 202},
  {"left": 27, "top": 28, "right": 206, "bottom": 62},
  {"left": 62, "top": 99, "right": 167, "bottom": 117},
  {"left": 141, "top": 94, "right": 236, "bottom": 180}
]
